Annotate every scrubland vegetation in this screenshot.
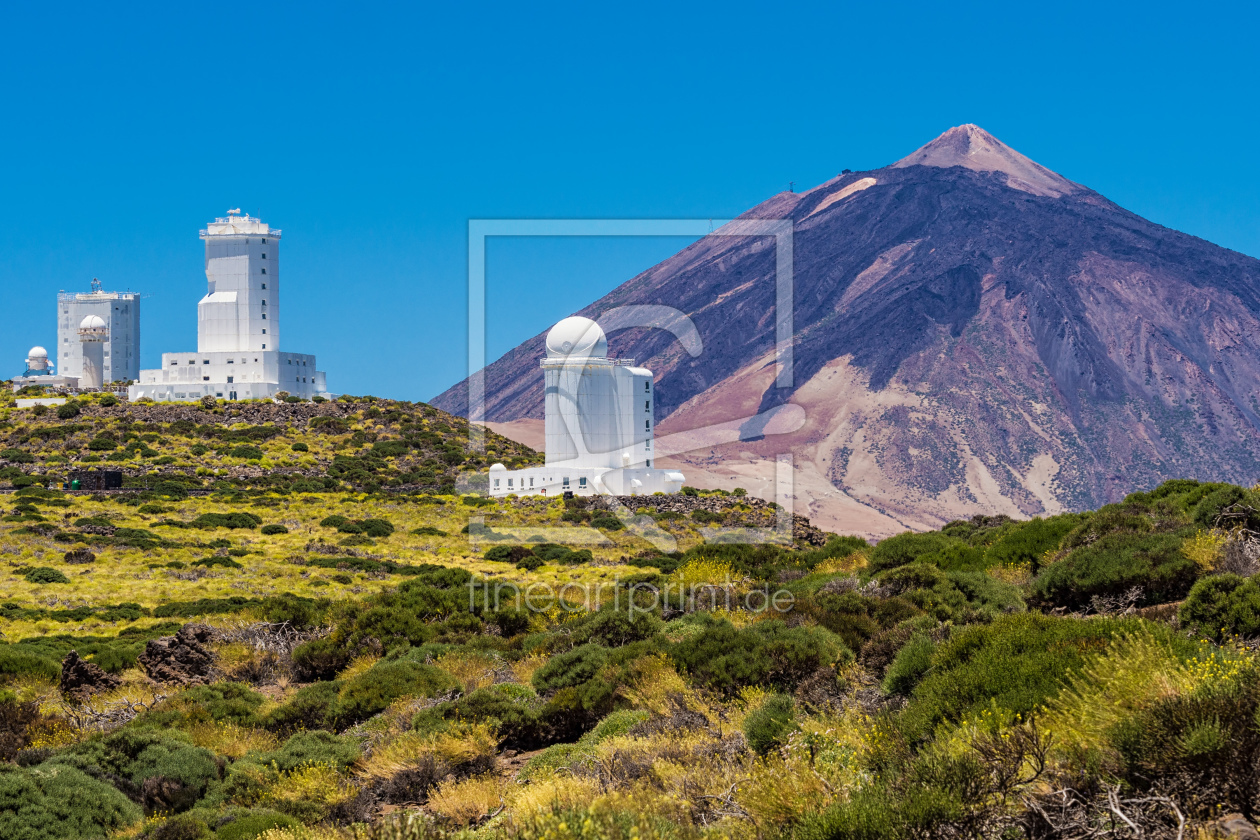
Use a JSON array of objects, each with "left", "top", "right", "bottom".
[{"left": 1, "top": 395, "right": 1260, "bottom": 838}]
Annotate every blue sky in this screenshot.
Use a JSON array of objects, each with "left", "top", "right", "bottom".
[{"left": 1, "top": 1, "right": 1257, "bottom": 401}]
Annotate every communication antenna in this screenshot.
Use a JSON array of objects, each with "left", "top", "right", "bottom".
[
  {"left": 789, "top": 181, "right": 795, "bottom": 193},
  {"left": 90, "top": 277, "right": 102, "bottom": 293}
]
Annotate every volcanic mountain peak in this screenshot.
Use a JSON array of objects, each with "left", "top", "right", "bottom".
[{"left": 892, "top": 123, "right": 1079, "bottom": 198}]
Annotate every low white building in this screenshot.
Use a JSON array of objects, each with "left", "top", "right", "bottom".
[
  {"left": 129, "top": 212, "right": 331, "bottom": 402},
  {"left": 11, "top": 346, "right": 80, "bottom": 392},
  {"left": 488, "top": 316, "right": 684, "bottom": 498}
]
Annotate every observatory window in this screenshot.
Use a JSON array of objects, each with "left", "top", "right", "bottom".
[
  {"left": 644, "top": 382, "right": 650, "bottom": 392},
  {"left": 262, "top": 300, "right": 266, "bottom": 306},
  {"left": 261, "top": 268, "right": 267, "bottom": 275},
  {"left": 493, "top": 479, "right": 500, "bottom": 489},
  {"left": 562, "top": 477, "right": 570, "bottom": 488},
  {"left": 262, "top": 313, "right": 267, "bottom": 319},
  {"left": 203, "top": 376, "right": 210, "bottom": 381},
  {"left": 529, "top": 478, "right": 534, "bottom": 488},
  {"left": 169, "top": 361, "right": 177, "bottom": 366},
  {"left": 507, "top": 478, "right": 513, "bottom": 489},
  {"left": 262, "top": 344, "right": 266, "bottom": 349},
  {"left": 579, "top": 477, "right": 587, "bottom": 488},
  {"left": 645, "top": 401, "right": 650, "bottom": 411},
  {"left": 262, "top": 253, "right": 267, "bottom": 259},
  {"left": 646, "top": 459, "right": 651, "bottom": 467},
  {"left": 645, "top": 420, "right": 650, "bottom": 430},
  {"left": 227, "top": 360, "right": 234, "bottom": 364},
  {"left": 261, "top": 283, "right": 266, "bottom": 289},
  {"left": 262, "top": 329, "right": 266, "bottom": 334},
  {"left": 262, "top": 238, "right": 267, "bottom": 243},
  {"left": 227, "top": 376, "right": 234, "bottom": 383},
  {"left": 203, "top": 360, "right": 210, "bottom": 364}
]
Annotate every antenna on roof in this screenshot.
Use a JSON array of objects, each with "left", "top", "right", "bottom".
[
  {"left": 227, "top": 208, "right": 242, "bottom": 215},
  {"left": 789, "top": 181, "right": 795, "bottom": 193},
  {"left": 90, "top": 277, "right": 102, "bottom": 293}
]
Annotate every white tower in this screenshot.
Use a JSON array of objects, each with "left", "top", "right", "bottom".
[
  {"left": 198, "top": 212, "right": 279, "bottom": 353},
  {"left": 485, "top": 316, "right": 682, "bottom": 497},
  {"left": 78, "top": 315, "right": 108, "bottom": 389},
  {"left": 542, "top": 316, "right": 654, "bottom": 470}
]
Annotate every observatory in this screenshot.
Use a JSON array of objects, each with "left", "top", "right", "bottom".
[
  {"left": 10, "top": 346, "right": 79, "bottom": 391},
  {"left": 128, "top": 211, "right": 332, "bottom": 402},
  {"left": 486, "top": 316, "right": 684, "bottom": 497},
  {"left": 56, "top": 279, "right": 141, "bottom": 384}
]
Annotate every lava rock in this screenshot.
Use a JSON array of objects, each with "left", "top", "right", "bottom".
[
  {"left": 60, "top": 650, "right": 121, "bottom": 700},
  {"left": 63, "top": 548, "right": 96, "bottom": 564},
  {"left": 137, "top": 623, "right": 217, "bottom": 685}
]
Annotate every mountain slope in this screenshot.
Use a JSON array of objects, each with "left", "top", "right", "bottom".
[{"left": 434, "top": 125, "right": 1260, "bottom": 535}]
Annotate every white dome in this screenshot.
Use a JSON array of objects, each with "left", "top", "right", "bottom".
[
  {"left": 489, "top": 463, "right": 507, "bottom": 472},
  {"left": 79, "top": 314, "right": 107, "bottom": 330},
  {"left": 546, "top": 316, "right": 607, "bottom": 359},
  {"left": 27, "top": 346, "right": 47, "bottom": 359}
]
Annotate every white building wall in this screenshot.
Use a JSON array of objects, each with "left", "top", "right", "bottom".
[
  {"left": 198, "top": 216, "right": 279, "bottom": 353},
  {"left": 131, "top": 350, "right": 324, "bottom": 402},
  {"left": 56, "top": 292, "right": 141, "bottom": 382}
]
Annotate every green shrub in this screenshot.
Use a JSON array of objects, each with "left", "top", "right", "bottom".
[
  {"left": 290, "top": 443, "right": 309, "bottom": 453},
  {"left": 177, "top": 683, "right": 265, "bottom": 725},
  {"left": 98, "top": 394, "right": 119, "bottom": 407},
  {"left": 743, "top": 693, "right": 796, "bottom": 756},
  {"left": 0, "top": 646, "right": 59, "bottom": 680},
  {"left": 898, "top": 614, "right": 1198, "bottom": 740},
  {"left": 981, "top": 514, "right": 1085, "bottom": 571},
  {"left": 670, "top": 616, "right": 849, "bottom": 694},
  {"left": 228, "top": 445, "right": 264, "bottom": 460},
  {"left": 191, "top": 556, "right": 242, "bottom": 570},
  {"left": 260, "top": 524, "right": 289, "bottom": 536},
  {"left": 189, "top": 512, "right": 262, "bottom": 530},
  {"left": 247, "top": 730, "right": 360, "bottom": 772},
  {"left": 55, "top": 401, "right": 83, "bottom": 419},
  {"left": 330, "top": 660, "right": 459, "bottom": 728},
  {"left": 264, "top": 682, "right": 343, "bottom": 735},
  {"left": 1031, "top": 532, "right": 1197, "bottom": 609},
  {"left": 412, "top": 526, "right": 447, "bottom": 536},
  {"left": 359, "top": 518, "right": 395, "bottom": 538},
  {"left": 1179, "top": 574, "right": 1260, "bottom": 642},
  {"left": 141, "top": 814, "right": 211, "bottom": 839},
  {"left": 88, "top": 437, "right": 117, "bottom": 451},
  {"left": 1, "top": 449, "right": 34, "bottom": 463},
  {"left": 532, "top": 644, "right": 609, "bottom": 693},
  {"left": 869, "top": 532, "right": 963, "bottom": 573},
  {"left": 23, "top": 567, "right": 68, "bottom": 584},
  {"left": 590, "top": 514, "right": 625, "bottom": 531},
  {"left": 882, "top": 633, "right": 936, "bottom": 696},
  {"left": 214, "top": 811, "right": 299, "bottom": 840},
  {"left": 0, "top": 763, "right": 141, "bottom": 839}
]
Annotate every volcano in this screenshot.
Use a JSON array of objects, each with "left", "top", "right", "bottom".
[{"left": 433, "top": 125, "right": 1260, "bottom": 537}]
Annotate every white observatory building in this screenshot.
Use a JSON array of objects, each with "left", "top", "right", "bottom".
[
  {"left": 57, "top": 279, "right": 141, "bottom": 384},
  {"left": 129, "top": 211, "right": 332, "bottom": 402},
  {"left": 487, "top": 316, "right": 684, "bottom": 498},
  {"left": 10, "top": 346, "right": 80, "bottom": 392}
]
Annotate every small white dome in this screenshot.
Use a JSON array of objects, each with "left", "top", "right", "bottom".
[
  {"left": 489, "top": 463, "right": 507, "bottom": 472},
  {"left": 79, "top": 314, "right": 107, "bottom": 330},
  {"left": 546, "top": 316, "right": 607, "bottom": 359},
  {"left": 27, "top": 346, "right": 47, "bottom": 359}
]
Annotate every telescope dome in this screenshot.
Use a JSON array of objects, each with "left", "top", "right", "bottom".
[
  {"left": 79, "top": 314, "right": 107, "bottom": 330},
  {"left": 27, "top": 346, "right": 47, "bottom": 360},
  {"left": 546, "top": 316, "right": 607, "bottom": 359}
]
